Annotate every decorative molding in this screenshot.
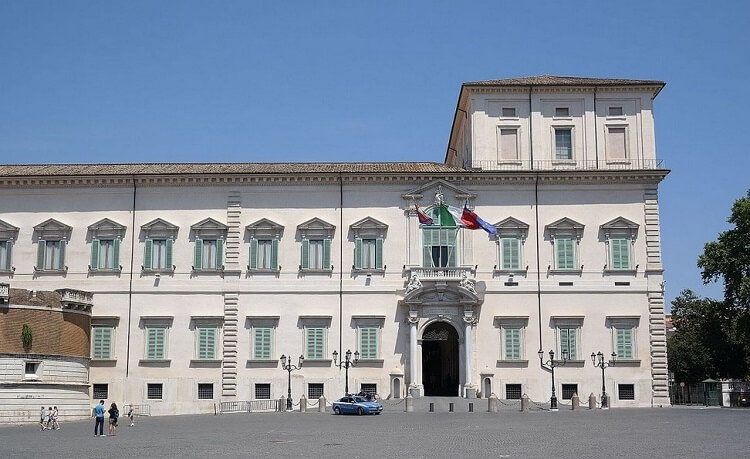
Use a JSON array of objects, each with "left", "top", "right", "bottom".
[
  {"left": 140, "top": 218, "right": 179, "bottom": 238},
  {"left": 222, "top": 292, "right": 239, "bottom": 397},
  {"left": 0, "top": 219, "right": 20, "bottom": 240},
  {"left": 190, "top": 217, "right": 228, "bottom": 238},
  {"left": 87, "top": 218, "right": 126, "bottom": 239},
  {"left": 246, "top": 218, "right": 284, "bottom": 238},
  {"left": 297, "top": 217, "right": 335, "bottom": 239},
  {"left": 33, "top": 218, "right": 72, "bottom": 240},
  {"left": 350, "top": 216, "right": 388, "bottom": 239},
  {"left": 644, "top": 187, "right": 663, "bottom": 271}
]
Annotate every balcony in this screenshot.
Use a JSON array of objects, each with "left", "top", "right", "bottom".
[
  {"left": 55, "top": 288, "right": 94, "bottom": 312},
  {"left": 405, "top": 265, "right": 475, "bottom": 281},
  {"left": 469, "top": 159, "right": 666, "bottom": 171}
]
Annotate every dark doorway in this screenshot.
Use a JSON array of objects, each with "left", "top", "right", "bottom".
[{"left": 421, "top": 321, "right": 459, "bottom": 396}]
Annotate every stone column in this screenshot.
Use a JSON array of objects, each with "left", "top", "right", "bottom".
[
  {"left": 463, "top": 315, "right": 477, "bottom": 398},
  {"left": 408, "top": 315, "right": 420, "bottom": 397}
]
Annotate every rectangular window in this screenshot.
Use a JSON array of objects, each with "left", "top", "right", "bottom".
[
  {"left": 250, "top": 239, "right": 279, "bottom": 270},
  {"left": 257, "top": 240, "right": 272, "bottom": 268},
  {"left": 305, "top": 327, "right": 325, "bottom": 359},
  {"left": 43, "top": 240, "right": 64, "bottom": 270},
  {"left": 608, "top": 106, "right": 623, "bottom": 117},
  {"left": 501, "top": 107, "right": 516, "bottom": 117},
  {"left": 300, "top": 238, "right": 330, "bottom": 270},
  {"left": 359, "top": 327, "right": 379, "bottom": 360},
  {"left": 607, "top": 127, "right": 627, "bottom": 160},
  {"left": 255, "top": 383, "right": 271, "bottom": 400},
  {"left": 503, "top": 326, "right": 522, "bottom": 360},
  {"left": 561, "top": 384, "right": 578, "bottom": 400},
  {"left": 99, "top": 240, "right": 116, "bottom": 269},
  {"left": 362, "top": 239, "right": 376, "bottom": 269},
  {"left": 147, "top": 383, "right": 163, "bottom": 400},
  {"left": 93, "top": 384, "right": 108, "bottom": 400},
  {"left": 308, "top": 383, "right": 324, "bottom": 399},
  {"left": 24, "top": 361, "right": 40, "bottom": 378},
  {"left": 558, "top": 326, "right": 578, "bottom": 359},
  {"left": 499, "top": 128, "right": 519, "bottom": 160},
  {"left": 196, "top": 327, "right": 217, "bottom": 360},
  {"left": 615, "top": 327, "right": 634, "bottom": 360},
  {"left": 0, "top": 240, "right": 11, "bottom": 271},
  {"left": 92, "top": 327, "right": 113, "bottom": 360},
  {"left": 201, "top": 240, "right": 217, "bottom": 269},
  {"left": 152, "top": 239, "right": 168, "bottom": 270},
  {"left": 253, "top": 327, "right": 273, "bottom": 360},
  {"left": 554, "top": 128, "right": 573, "bottom": 160},
  {"left": 618, "top": 384, "right": 635, "bottom": 400},
  {"left": 422, "top": 228, "right": 457, "bottom": 268},
  {"left": 360, "top": 383, "right": 377, "bottom": 397},
  {"left": 500, "top": 237, "right": 521, "bottom": 270},
  {"left": 555, "top": 237, "right": 576, "bottom": 270},
  {"left": 610, "top": 238, "right": 631, "bottom": 270},
  {"left": 309, "top": 240, "right": 324, "bottom": 269},
  {"left": 145, "top": 327, "right": 167, "bottom": 360},
  {"left": 197, "top": 383, "right": 214, "bottom": 400},
  {"left": 555, "top": 107, "right": 570, "bottom": 117},
  {"left": 505, "top": 384, "right": 522, "bottom": 400}
]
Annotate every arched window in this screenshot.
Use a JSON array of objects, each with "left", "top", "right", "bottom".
[{"left": 422, "top": 207, "right": 458, "bottom": 268}]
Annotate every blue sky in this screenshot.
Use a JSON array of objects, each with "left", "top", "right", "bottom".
[{"left": 1, "top": 1, "right": 748, "bottom": 307}]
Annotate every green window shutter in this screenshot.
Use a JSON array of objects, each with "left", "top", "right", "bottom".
[
  {"left": 616, "top": 328, "right": 633, "bottom": 359},
  {"left": 90, "top": 239, "right": 100, "bottom": 270},
  {"left": 4, "top": 240, "right": 12, "bottom": 271},
  {"left": 36, "top": 240, "right": 46, "bottom": 269},
  {"left": 216, "top": 239, "right": 223, "bottom": 269},
  {"left": 560, "top": 327, "right": 577, "bottom": 358},
  {"left": 254, "top": 327, "right": 272, "bottom": 360},
  {"left": 504, "top": 327, "right": 521, "bottom": 360},
  {"left": 271, "top": 239, "right": 279, "bottom": 270},
  {"left": 557, "top": 238, "right": 575, "bottom": 269},
  {"left": 502, "top": 238, "right": 520, "bottom": 270},
  {"left": 611, "top": 239, "right": 630, "bottom": 270},
  {"left": 198, "top": 327, "right": 216, "bottom": 360},
  {"left": 146, "top": 327, "right": 165, "bottom": 360},
  {"left": 447, "top": 229, "right": 457, "bottom": 267},
  {"left": 165, "top": 238, "right": 174, "bottom": 270},
  {"left": 249, "top": 239, "right": 258, "bottom": 269},
  {"left": 144, "top": 239, "right": 153, "bottom": 270},
  {"left": 323, "top": 238, "right": 331, "bottom": 269},
  {"left": 375, "top": 238, "right": 383, "bottom": 270},
  {"left": 301, "top": 239, "right": 309, "bottom": 269},
  {"left": 306, "top": 327, "right": 324, "bottom": 359},
  {"left": 58, "top": 241, "right": 65, "bottom": 269},
  {"left": 422, "top": 229, "right": 432, "bottom": 267},
  {"left": 194, "top": 238, "right": 203, "bottom": 270},
  {"left": 113, "top": 239, "right": 120, "bottom": 269},
  {"left": 359, "top": 327, "right": 379, "bottom": 359},
  {"left": 93, "top": 327, "right": 112, "bottom": 359},
  {"left": 354, "top": 238, "right": 362, "bottom": 270}
]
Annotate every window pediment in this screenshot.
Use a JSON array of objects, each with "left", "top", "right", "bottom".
[
  {"left": 297, "top": 217, "right": 335, "bottom": 239},
  {"left": 0, "top": 219, "right": 20, "bottom": 240},
  {"left": 350, "top": 217, "right": 388, "bottom": 239},
  {"left": 493, "top": 217, "right": 529, "bottom": 239},
  {"left": 88, "top": 218, "right": 126, "bottom": 239},
  {"left": 246, "top": 218, "right": 284, "bottom": 239},
  {"left": 190, "top": 218, "right": 228, "bottom": 239},
  {"left": 545, "top": 217, "right": 584, "bottom": 239},
  {"left": 600, "top": 217, "right": 639, "bottom": 239},
  {"left": 141, "top": 218, "right": 179, "bottom": 239},
  {"left": 34, "top": 218, "right": 72, "bottom": 240},
  {"left": 402, "top": 179, "right": 476, "bottom": 203}
]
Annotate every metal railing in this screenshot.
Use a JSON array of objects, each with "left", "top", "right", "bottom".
[
  {"left": 219, "top": 399, "right": 278, "bottom": 414},
  {"left": 122, "top": 404, "right": 150, "bottom": 416},
  {"left": 469, "top": 159, "right": 665, "bottom": 171},
  {"left": 405, "top": 266, "right": 475, "bottom": 281}
]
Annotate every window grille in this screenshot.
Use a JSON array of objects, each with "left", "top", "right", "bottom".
[
  {"left": 360, "top": 383, "right": 377, "bottom": 396},
  {"left": 255, "top": 384, "right": 271, "bottom": 400},
  {"left": 197, "top": 383, "right": 213, "bottom": 400},
  {"left": 561, "top": 384, "right": 578, "bottom": 400},
  {"left": 147, "top": 383, "right": 163, "bottom": 400},
  {"left": 93, "top": 384, "right": 109, "bottom": 400},
  {"left": 618, "top": 384, "right": 635, "bottom": 400},
  {"left": 308, "top": 383, "right": 324, "bottom": 399},
  {"left": 505, "top": 384, "right": 522, "bottom": 400}
]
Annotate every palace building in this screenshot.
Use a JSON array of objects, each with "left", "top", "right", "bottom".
[{"left": 0, "top": 76, "right": 669, "bottom": 420}]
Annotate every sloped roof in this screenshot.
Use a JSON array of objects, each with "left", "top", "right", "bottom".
[{"left": 464, "top": 75, "right": 665, "bottom": 87}]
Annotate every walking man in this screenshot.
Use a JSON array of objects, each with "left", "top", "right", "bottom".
[
  {"left": 39, "top": 406, "right": 46, "bottom": 431},
  {"left": 93, "top": 400, "right": 105, "bottom": 437}
]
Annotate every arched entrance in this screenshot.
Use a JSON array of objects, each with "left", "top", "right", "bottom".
[{"left": 421, "top": 321, "right": 459, "bottom": 396}]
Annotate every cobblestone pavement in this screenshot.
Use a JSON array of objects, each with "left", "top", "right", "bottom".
[{"left": 1, "top": 407, "right": 748, "bottom": 458}]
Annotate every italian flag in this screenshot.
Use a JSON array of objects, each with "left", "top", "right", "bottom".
[{"left": 437, "top": 203, "right": 498, "bottom": 236}]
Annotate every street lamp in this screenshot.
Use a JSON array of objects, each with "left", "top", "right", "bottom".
[
  {"left": 333, "top": 349, "right": 359, "bottom": 394},
  {"left": 591, "top": 351, "right": 617, "bottom": 409},
  {"left": 280, "top": 354, "right": 304, "bottom": 411},
  {"left": 539, "top": 348, "right": 569, "bottom": 411}
]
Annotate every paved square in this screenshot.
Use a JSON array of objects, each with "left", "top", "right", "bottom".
[{"left": 1, "top": 408, "right": 748, "bottom": 458}]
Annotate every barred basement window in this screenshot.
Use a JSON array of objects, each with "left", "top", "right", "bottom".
[
  {"left": 255, "top": 384, "right": 271, "bottom": 400},
  {"left": 618, "top": 384, "right": 635, "bottom": 400},
  {"left": 308, "top": 383, "right": 324, "bottom": 399},
  {"left": 505, "top": 384, "right": 522, "bottom": 400},
  {"left": 360, "top": 383, "right": 377, "bottom": 397},
  {"left": 147, "top": 383, "right": 163, "bottom": 400},
  {"left": 561, "top": 384, "right": 578, "bottom": 400},
  {"left": 93, "top": 384, "right": 108, "bottom": 400},
  {"left": 197, "top": 383, "right": 213, "bottom": 400}
]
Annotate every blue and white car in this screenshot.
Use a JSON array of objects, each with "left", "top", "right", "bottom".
[{"left": 332, "top": 395, "right": 383, "bottom": 415}]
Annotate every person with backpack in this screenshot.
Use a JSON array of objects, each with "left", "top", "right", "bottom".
[
  {"left": 93, "top": 400, "right": 105, "bottom": 437},
  {"left": 51, "top": 406, "right": 60, "bottom": 430},
  {"left": 107, "top": 402, "right": 119, "bottom": 436}
]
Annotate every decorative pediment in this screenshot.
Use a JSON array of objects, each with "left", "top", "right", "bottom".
[
  {"left": 191, "top": 217, "right": 228, "bottom": 239},
  {"left": 34, "top": 218, "right": 72, "bottom": 240},
  {"left": 493, "top": 217, "right": 529, "bottom": 239},
  {"left": 402, "top": 179, "right": 476, "bottom": 205},
  {"left": 350, "top": 216, "right": 388, "bottom": 239},
  {"left": 141, "top": 218, "right": 179, "bottom": 238},
  {"left": 0, "top": 219, "right": 20, "bottom": 240},
  {"left": 600, "top": 217, "right": 639, "bottom": 239},
  {"left": 297, "top": 217, "right": 335, "bottom": 238},
  {"left": 246, "top": 218, "right": 284, "bottom": 238},
  {"left": 88, "top": 218, "right": 126, "bottom": 239},
  {"left": 545, "top": 217, "right": 584, "bottom": 239}
]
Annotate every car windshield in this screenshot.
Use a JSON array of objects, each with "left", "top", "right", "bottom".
[{"left": 352, "top": 396, "right": 367, "bottom": 402}]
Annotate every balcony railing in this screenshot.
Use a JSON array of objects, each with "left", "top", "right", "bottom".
[
  {"left": 405, "top": 266, "right": 475, "bottom": 281},
  {"left": 55, "top": 288, "right": 94, "bottom": 310},
  {"left": 469, "top": 159, "right": 665, "bottom": 171}
]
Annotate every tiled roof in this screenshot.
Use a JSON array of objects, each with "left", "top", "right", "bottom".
[
  {"left": 0, "top": 162, "right": 466, "bottom": 177},
  {"left": 464, "top": 75, "right": 665, "bottom": 87}
]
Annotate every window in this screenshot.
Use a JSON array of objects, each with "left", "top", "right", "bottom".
[
  {"left": 610, "top": 238, "right": 631, "bottom": 270},
  {"left": 608, "top": 106, "right": 623, "bottom": 117},
  {"left": 360, "top": 383, "right": 377, "bottom": 397},
  {"left": 618, "top": 384, "right": 635, "bottom": 400},
  {"left": 558, "top": 326, "right": 579, "bottom": 359},
  {"left": 494, "top": 217, "right": 529, "bottom": 272},
  {"left": 555, "top": 107, "right": 570, "bottom": 117},
  {"left": 601, "top": 217, "right": 638, "bottom": 272},
  {"left": 194, "top": 239, "right": 224, "bottom": 271},
  {"left": 305, "top": 327, "right": 325, "bottom": 359},
  {"left": 355, "top": 238, "right": 383, "bottom": 270},
  {"left": 358, "top": 326, "right": 379, "bottom": 360},
  {"left": 502, "top": 326, "right": 523, "bottom": 360},
  {"left": 607, "top": 127, "right": 627, "bottom": 160},
  {"left": 93, "top": 384, "right": 108, "bottom": 400},
  {"left": 505, "top": 384, "right": 522, "bottom": 400},
  {"left": 308, "top": 383, "right": 324, "bottom": 399},
  {"left": 141, "top": 218, "right": 178, "bottom": 272},
  {"left": 91, "top": 239, "right": 120, "bottom": 271},
  {"left": 307, "top": 240, "right": 326, "bottom": 270},
  {"left": 423, "top": 227, "right": 457, "bottom": 268},
  {"left": 0, "top": 240, "right": 13, "bottom": 271},
  {"left": 34, "top": 218, "right": 71, "bottom": 272},
  {"left": 147, "top": 383, "right": 163, "bottom": 400},
  {"left": 250, "top": 239, "right": 278, "bottom": 270},
  {"left": 561, "top": 384, "right": 578, "bottom": 400},
  {"left": 197, "top": 383, "right": 214, "bottom": 400},
  {"left": 615, "top": 326, "right": 635, "bottom": 359},
  {"left": 255, "top": 384, "right": 271, "bottom": 400},
  {"left": 196, "top": 327, "right": 217, "bottom": 360},
  {"left": 501, "top": 107, "right": 516, "bottom": 117},
  {"left": 145, "top": 327, "right": 167, "bottom": 360},
  {"left": 498, "top": 128, "right": 519, "bottom": 161},
  {"left": 253, "top": 327, "right": 273, "bottom": 360},
  {"left": 555, "top": 237, "right": 576, "bottom": 270},
  {"left": 554, "top": 128, "right": 572, "bottom": 160},
  {"left": 297, "top": 217, "right": 335, "bottom": 271},
  {"left": 24, "top": 361, "right": 40, "bottom": 379},
  {"left": 500, "top": 237, "right": 521, "bottom": 270},
  {"left": 92, "top": 327, "right": 113, "bottom": 360}
]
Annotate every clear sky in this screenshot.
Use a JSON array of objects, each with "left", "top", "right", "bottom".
[{"left": 1, "top": 1, "right": 749, "bottom": 307}]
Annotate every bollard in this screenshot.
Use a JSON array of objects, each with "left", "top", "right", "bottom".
[
  {"left": 429, "top": 402, "right": 434, "bottom": 412},
  {"left": 571, "top": 393, "right": 579, "bottom": 410},
  {"left": 405, "top": 395, "right": 414, "bottom": 412},
  {"left": 588, "top": 393, "right": 596, "bottom": 410},
  {"left": 521, "top": 394, "right": 529, "bottom": 412},
  {"left": 468, "top": 402, "right": 474, "bottom": 413},
  {"left": 280, "top": 396, "right": 287, "bottom": 412},
  {"left": 299, "top": 396, "right": 307, "bottom": 413},
  {"left": 318, "top": 396, "right": 326, "bottom": 413},
  {"left": 449, "top": 402, "right": 454, "bottom": 412},
  {"left": 488, "top": 395, "right": 498, "bottom": 413}
]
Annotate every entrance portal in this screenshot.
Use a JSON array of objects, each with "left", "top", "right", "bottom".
[{"left": 421, "top": 321, "right": 459, "bottom": 396}]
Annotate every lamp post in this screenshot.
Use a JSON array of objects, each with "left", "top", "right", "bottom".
[
  {"left": 591, "top": 351, "right": 616, "bottom": 409},
  {"left": 280, "top": 354, "right": 304, "bottom": 411},
  {"left": 538, "top": 348, "right": 568, "bottom": 411},
  {"left": 333, "top": 349, "right": 359, "bottom": 395}
]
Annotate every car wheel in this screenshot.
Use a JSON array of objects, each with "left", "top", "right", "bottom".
[
  {"left": 333, "top": 407, "right": 341, "bottom": 415},
  {"left": 357, "top": 407, "right": 364, "bottom": 416}
]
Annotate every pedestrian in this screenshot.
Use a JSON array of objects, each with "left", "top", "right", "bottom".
[
  {"left": 107, "top": 402, "right": 119, "bottom": 436},
  {"left": 39, "top": 406, "right": 46, "bottom": 431},
  {"left": 93, "top": 400, "right": 105, "bottom": 437},
  {"left": 46, "top": 407, "right": 53, "bottom": 430},
  {"left": 51, "top": 406, "right": 60, "bottom": 430},
  {"left": 127, "top": 405, "right": 135, "bottom": 427}
]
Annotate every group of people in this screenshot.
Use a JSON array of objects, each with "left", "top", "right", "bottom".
[
  {"left": 39, "top": 406, "right": 60, "bottom": 431},
  {"left": 92, "top": 400, "right": 135, "bottom": 437}
]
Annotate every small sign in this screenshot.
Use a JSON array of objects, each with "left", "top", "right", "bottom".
[
  {"left": 679, "top": 382, "right": 685, "bottom": 388},
  {"left": 0, "top": 283, "right": 9, "bottom": 302}
]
